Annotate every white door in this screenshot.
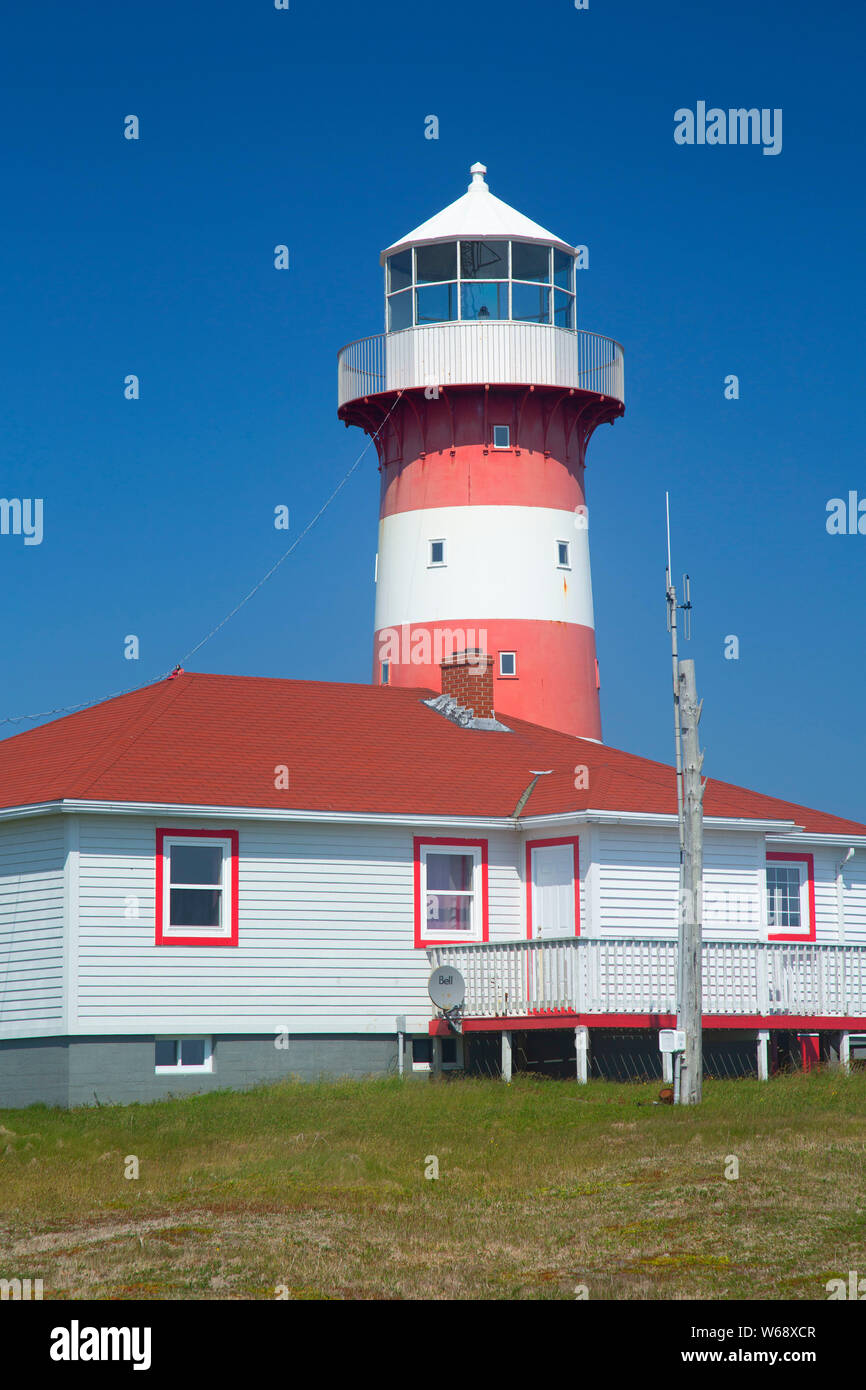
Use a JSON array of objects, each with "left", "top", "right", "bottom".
[{"left": 530, "top": 844, "right": 575, "bottom": 938}]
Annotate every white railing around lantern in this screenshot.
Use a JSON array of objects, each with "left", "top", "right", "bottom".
[
  {"left": 337, "top": 322, "right": 625, "bottom": 408},
  {"left": 425, "top": 937, "right": 866, "bottom": 1020}
]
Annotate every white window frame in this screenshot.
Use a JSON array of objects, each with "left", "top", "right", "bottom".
[
  {"left": 499, "top": 651, "right": 517, "bottom": 677},
  {"left": 428, "top": 538, "right": 447, "bottom": 567},
  {"left": 492, "top": 424, "right": 511, "bottom": 449},
  {"left": 160, "top": 833, "right": 233, "bottom": 943},
  {"left": 556, "top": 539, "right": 572, "bottom": 569},
  {"left": 766, "top": 858, "right": 810, "bottom": 938},
  {"left": 419, "top": 843, "right": 483, "bottom": 943},
  {"left": 155, "top": 1036, "right": 213, "bottom": 1075}
]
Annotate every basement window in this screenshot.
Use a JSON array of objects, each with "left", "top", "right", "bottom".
[
  {"left": 492, "top": 425, "right": 510, "bottom": 448},
  {"left": 499, "top": 651, "right": 517, "bottom": 677},
  {"left": 766, "top": 853, "right": 815, "bottom": 941},
  {"left": 411, "top": 1036, "right": 463, "bottom": 1071},
  {"left": 155, "top": 1037, "right": 213, "bottom": 1074},
  {"left": 156, "top": 829, "right": 239, "bottom": 946},
  {"left": 415, "top": 838, "right": 488, "bottom": 946},
  {"left": 429, "top": 538, "right": 446, "bottom": 566}
]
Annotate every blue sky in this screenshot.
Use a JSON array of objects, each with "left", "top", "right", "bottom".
[{"left": 1, "top": 0, "right": 864, "bottom": 819}]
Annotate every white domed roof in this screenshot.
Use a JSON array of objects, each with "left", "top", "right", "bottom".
[{"left": 380, "top": 163, "right": 574, "bottom": 264}]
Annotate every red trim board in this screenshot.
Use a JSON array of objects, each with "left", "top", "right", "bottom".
[
  {"left": 429, "top": 1013, "right": 866, "bottom": 1035},
  {"left": 413, "top": 836, "right": 489, "bottom": 949},
  {"left": 155, "top": 827, "right": 239, "bottom": 947},
  {"left": 766, "top": 851, "right": 816, "bottom": 942},
  {"left": 525, "top": 835, "right": 580, "bottom": 939}
]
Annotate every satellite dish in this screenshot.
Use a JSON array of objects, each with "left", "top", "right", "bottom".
[{"left": 428, "top": 966, "right": 465, "bottom": 1011}]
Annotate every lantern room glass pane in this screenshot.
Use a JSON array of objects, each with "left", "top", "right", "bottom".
[
  {"left": 416, "top": 282, "right": 458, "bottom": 324},
  {"left": 387, "top": 250, "right": 412, "bottom": 292},
  {"left": 460, "top": 240, "right": 508, "bottom": 279},
  {"left": 388, "top": 289, "right": 413, "bottom": 331},
  {"left": 511, "top": 242, "right": 550, "bottom": 283},
  {"left": 461, "top": 281, "right": 507, "bottom": 320},
  {"left": 553, "top": 249, "right": 573, "bottom": 290},
  {"left": 553, "top": 290, "right": 574, "bottom": 329},
  {"left": 512, "top": 282, "right": 550, "bottom": 323},
  {"left": 415, "top": 242, "right": 457, "bottom": 283}
]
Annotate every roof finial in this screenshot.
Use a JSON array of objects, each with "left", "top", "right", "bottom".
[{"left": 469, "top": 161, "right": 488, "bottom": 190}]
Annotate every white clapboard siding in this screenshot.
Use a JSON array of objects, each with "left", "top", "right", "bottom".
[
  {"left": 702, "top": 831, "right": 764, "bottom": 937},
  {"left": 74, "top": 815, "right": 522, "bottom": 1034},
  {"left": 595, "top": 828, "right": 681, "bottom": 936},
  {"left": 596, "top": 827, "right": 771, "bottom": 939},
  {"left": 840, "top": 862, "right": 866, "bottom": 943},
  {"left": 0, "top": 817, "right": 65, "bottom": 1037},
  {"left": 809, "top": 848, "right": 866, "bottom": 944}
]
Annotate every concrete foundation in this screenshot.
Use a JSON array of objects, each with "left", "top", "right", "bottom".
[{"left": 0, "top": 1034, "right": 402, "bottom": 1109}]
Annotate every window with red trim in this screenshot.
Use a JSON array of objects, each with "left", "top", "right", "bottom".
[
  {"left": 766, "top": 852, "right": 815, "bottom": 941},
  {"left": 156, "top": 829, "right": 239, "bottom": 946},
  {"left": 413, "top": 837, "right": 488, "bottom": 947}
]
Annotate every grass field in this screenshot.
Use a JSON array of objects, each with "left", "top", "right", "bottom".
[{"left": 1, "top": 1070, "right": 864, "bottom": 1300}]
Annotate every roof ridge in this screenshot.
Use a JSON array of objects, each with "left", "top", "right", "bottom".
[{"left": 71, "top": 677, "right": 193, "bottom": 798}]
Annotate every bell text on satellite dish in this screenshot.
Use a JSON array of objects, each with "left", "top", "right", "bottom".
[{"left": 428, "top": 967, "right": 465, "bottom": 1011}]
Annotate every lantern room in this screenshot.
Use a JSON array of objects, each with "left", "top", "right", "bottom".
[{"left": 381, "top": 163, "right": 578, "bottom": 333}]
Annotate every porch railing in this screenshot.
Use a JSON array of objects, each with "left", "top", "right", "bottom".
[{"left": 425, "top": 937, "right": 866, "bottom": 1019}]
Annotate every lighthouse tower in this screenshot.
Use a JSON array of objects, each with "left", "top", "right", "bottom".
[{"left": 337, "top": 164, "right": 624, "bottom": 740}]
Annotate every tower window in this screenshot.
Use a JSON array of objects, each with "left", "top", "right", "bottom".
[
  {"left": 499, "top": 652, "right": 517, "bottom": 677},
  {"left": 381, "top": 661, "right": 390, "bottom": 685},
  {"left": 429, "top": 539, "right": 446, "bottom": 566},
  {"left": 556, "top": 540, "right": 571, "bottom": 568},
  {"left": 492, "top": 425, "right": 510, "bottom": 449}
]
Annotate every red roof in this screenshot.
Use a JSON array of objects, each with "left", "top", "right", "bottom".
[{"left": 0, "top": 671, "right": 863, "bottom": 835}]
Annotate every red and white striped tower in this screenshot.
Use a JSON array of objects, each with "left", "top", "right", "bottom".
[{"left": 337, "top": 163, "right": 624, "bottom": 740}]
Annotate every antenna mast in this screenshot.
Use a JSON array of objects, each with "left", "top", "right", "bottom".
[
  {"left": 665, "top": 494, "right": 686, "bottom": 853},
  {"left": 665, "top": 493, "right": 703, "bottom": 1106}
]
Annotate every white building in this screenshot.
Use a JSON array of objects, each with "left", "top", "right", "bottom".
[{"left": 1, "top": 662, "right": 865, "bottom": 1106}]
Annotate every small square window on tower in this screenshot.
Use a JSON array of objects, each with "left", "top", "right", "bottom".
[
  {"left": 556, "top": 540, "right": 571, "bottom": 569},
  {"left": 499, "top": 651, "right": 517, "bottom": 677},
  {"left": 429, "top": 539, "right": 446, "bottom": 566},
  {"left": 492, "top": 425, "right": 510, "bottom": 449}
]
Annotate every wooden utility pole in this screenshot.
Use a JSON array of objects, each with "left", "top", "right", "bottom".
[{"left": 676, "top": 658, "right": 705, "bottom": 1105}]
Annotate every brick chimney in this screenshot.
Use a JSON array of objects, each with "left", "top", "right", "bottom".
[{"left": 440, "top": 649, "right": 495, "bottom": 720}]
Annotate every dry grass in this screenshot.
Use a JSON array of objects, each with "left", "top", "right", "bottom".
[{"left": 1, "top": 1070, "right": 864, "bottom": 1300}]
